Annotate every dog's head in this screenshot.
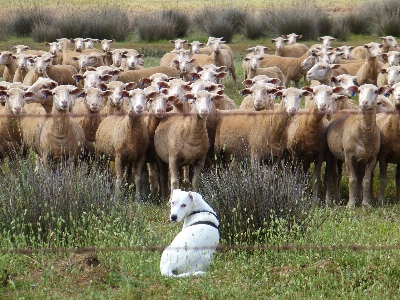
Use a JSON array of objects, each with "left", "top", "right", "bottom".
[{"left": 169, "top": 189, "right": 195, "bottom": 222}]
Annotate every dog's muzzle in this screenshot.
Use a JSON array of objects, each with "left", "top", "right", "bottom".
[{"left": 170, "top": 214, "right": 178, "bottom": 222}]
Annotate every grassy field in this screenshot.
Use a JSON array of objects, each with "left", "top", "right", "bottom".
[{"left": 1, "top": 8, "right": 400, "bottom": 297}]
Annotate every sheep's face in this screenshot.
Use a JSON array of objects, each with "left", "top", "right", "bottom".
[
  {"left": 386, "top": 66, "right": 400, "bottom": 87},
  {"left": 189, "top": 90, "right": 216, "bottom": 118},
  {"left": 83, "top": 87, "right": 108, "bottom": 112},
  {"left": 391, "top": 83, "right": 400, "bottom": 106},
  {"left": 278, "top": 88, "right": 304, "bottom": 116},
  {"left": 14, "top": 54, "right": 30, "bottom": 69},
  {"left": 0, "top": 52, "right": 13, "bottom": 64},
  {"left": 149, "top": 73, "right": 170, "bottom": 86},
  {"left": 318, "top": 36, "right": 336, "bottom": 47},
  {"left": 73, "top": 38, "right": 85, "bottom": 52},
  {"left": 386, "top": 51, "right": 400, "bottom": 67},
  {"left": 301, "top": 55, "right": 316, "bottom": 70},
  {"left": 111, "top": 49, "right": 127, "bottom": 68},
  {"left": 31, "top": 57, "right": 47, "bottom": 75},
  {"left": 210, "top": 38, "right": 223, "bottom": 53},
  {"left": 173, "top": 57, "right": 195, "bottom": 74},
  {"left": 127, "top": 89, "right": 149, "bottom": 114},
  {"left": 271, "top": 37, "right": 287, "bottom": 50},
  {"left": 381, "top": 36, "right": 398, "bottom": 48},
  {"left": 167, "top": 79, "right": 188, "bottom": 101},
  {"left": 246, "top": 83, "right": 277, "bottom": 111},
  {"left": 46, "top": 42, "right": 60, "bottom": 55},
  {"left": 253, "top": 45, "right": 268, "bottom": 55},
  {"left": 331, "top": 74, "right": 357, "bottom": 97},
  {"left": 335, "top": 46, "right": 353, "bottom": 60},
  {"left": 4, "top": 88, "right": 32, "bottom": 114},
  {"left": 78, "top": 55, "right": 98, "bottom": 70},
  {"left": 198, "top": 69, "right": 227, "bottom": 83},
  {"left": 170, "top": 39, "right": 187, "bottom": 51},
  {"left": 188, "top": 41, "right": 204, "bottom": 54},
  {"left": 106, "top": 81, "right": 128, "bottom": 106},
  {"left": 364, "top": 42, "right": 383, "bottom": 58},
  {"left": 327, "top": 93, "right": 347, "bottom": 116},
  {"left": 81, "top": 71, "right": 112, "bottom": 89},
  {"left": 51, "top": 86, "right": 81, "bottom": 111},
  {"left": 312, "top": 85, "right": 337, "bottom": 112},
  {"left": 246, "top": 55, "right": 260, "bottom": 70},
  {"left": 126, "top": 53, "right": 142, "bottom": 69},
  {"left": 169, "top": 189, "right": 195, "bottom": 222},
  {"left": 12, "top": 45, "right": 30, "bottom": 53},
  {"left": 358, "top": 84, "right": 381, "bottom": 110},
  {"left": 285, "top": 33, "right": 301, "bottom": 45},
  {"left": 101, "top": 39, "right": 114, "bottom": 52},
  {"left": 148, "top": 94, "right": 169, "bottom": 118},
  {"left": 84, "top": 39, "right": 98, "bottom": 49},
  {"left": 307, "top": 62, "right": 331, "bottom": 81}
]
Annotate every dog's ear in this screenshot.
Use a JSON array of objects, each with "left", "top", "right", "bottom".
[{"left": 188, "top": 192, "right": 194, "bottom": 202}]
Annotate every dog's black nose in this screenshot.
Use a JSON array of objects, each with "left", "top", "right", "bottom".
[{"left": 170, "top": 214, "right": 177, "bottom": 222}]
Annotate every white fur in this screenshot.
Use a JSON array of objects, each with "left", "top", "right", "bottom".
[{"left": 160, "top": 189, "right": 220, "bottom": 277}]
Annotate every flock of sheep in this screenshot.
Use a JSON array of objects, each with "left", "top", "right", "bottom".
[{"left": 0, "top": 33, "right": 400, "bottom": 207}]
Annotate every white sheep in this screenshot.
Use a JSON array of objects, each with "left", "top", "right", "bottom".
[
  {"left": 238, "top": 82, "right": 279, "bottom": 111},
  {"left": 282, "top": 33, "right": 302, "bottom": 45},
  {"left": 271, "top": 36, "right": 309, "bottom": 57},
  {"left": 356, "top": 42, "right": 385, "bottom": 85},
  {"left": 208, "top": 38, "right": 237, "bottom": 83},
  {"left": 318, "top": 36, "right": 337, "bottom": 47}
]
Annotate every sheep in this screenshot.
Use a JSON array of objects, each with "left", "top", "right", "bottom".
[
  {"left": 377, "top": 51, "right": 400, "bottom": 86},
  {"left": 376, "top": 82, "right": 400, "bottom": 204},
  {"left": 71, "top": 38, "right": 101, "bottom": 53},
  {"left": 206, "top": 37, "right": 234, "bottom": 57},
  {"left": 160, "top": 49, "right": 190, "bottom": 68},
  {"left": 330, "top": 74, "right": 359, "bottom": 98},
  {"left": 188, "top": 41, "right": 205, "bottom": 54},
  {"left": 45, "top": 42, "right": 63, "bottom": 65},
  {"left": 118, "top": 66, "right": 181, "bottom": 87},
  {"left": 84, "top": 38, "right": 100, "bottom": 50},
  {"left": 282, "top": 33, "right": 302, "bottom": 45},
  {"left": 24, "top": 56, "right": 78, "bottom": 86},
  {"left": 0, "top": 87, "right": 34, "bottom": 161},
  {"left": 285, "top": 84, "right": 343, "bottom": 203},
  {"left": 333, "top": 45, "right": 356, "bottom": 60},
  {"left": 333, "top": 60, "right": 364, "bottom": 76},
  {"left": 0, "top": 51, "right": 19, "bottom": 82},
  {"left": 72, "top": 87, "right": 112, "bottom": 157},
  {"left": 172, "top": 56, "right": 196, "bottom": 81},
  {"left": 306, "top": 62, "right": 341, "bottom": 85},
  {"left": 243, "top": 54, "right": 286, "bottom": 85},
  {"left": 12, "top": 53, "right": 34, "bottom": 83},
  {"left": 270, "top": 36, "right": 309, "bottom": 57},
  {"left": 191, "top": 53, "right": 214, "bottom": 69},
  {"left": 100, "top": 39, "right": 114, "bottom": 52},
  {"left": 154, "top": 90, "right": 223, "bottom": 199},
  {"left": 379, "top": 66, "right": 400, "bottom": 87},
  {"left": 238, "top": 82, "right": 279, "bottom": 111},
  {"left": 214, "top": 87, "right": 304, "bottom": 166},
  {"left": 124, "top": 52, "right": 144, "bottom": 70},
  {"left": 189, "top": 68, "right": 227, "bottom": 84},
  {"left": 356, "top": 42, "right": 385, "bottom": 85},
  {"left": 258, "top": 50, "right": 313, "bottom": 87},
  {"left": 325, "top": 84, "right": 389, "bottom": 207},
  {"left": 11, "top": 45, "right": 30, "bottom": 53},
  {"left": 170, "top": 39, "right": 188, "bottom": 50},
  {"left": 242, "top": 75, "right": 281, "bottom": 87},
  {"left": 95, "top": 88, "right": 152, "bottom": 199},
  {"left": 31, "top": 85, "right": 85, "bottom": 166},
  {"left": 318, "top": 36, "right": 337, "bottom": 47},
  {"left": 208, "top": 38, "right": 237, "bottom": 83},
  {"left": 72, "top": 69, "right": 113, "bottom": 89},
  {"left": 71, "top": 52, "right": 105, "bottom": 72},
  {"left": 352, "top": 36, "right": 398, "bottom": 59},
  {"left": 98, "top": 81, "right": 137, "bottom": 116},
  {"left": 107, "top": 48, "right": 139, "bottom": 69}
]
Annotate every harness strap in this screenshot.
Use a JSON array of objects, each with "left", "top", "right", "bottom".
[
  {"left": 188, "top": 220, "right": 220, "bottom": 232},
  {"left": 189, "top": 210, "right": 219, "bottom": 221}
]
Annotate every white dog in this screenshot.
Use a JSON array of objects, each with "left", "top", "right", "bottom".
[{"left": 160, "top": 189, "right": 220, "bottom": 277}]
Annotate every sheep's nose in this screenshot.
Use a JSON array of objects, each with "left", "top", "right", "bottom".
[{"left": 170, "top": 214, "right": 177, "bottom": 222}]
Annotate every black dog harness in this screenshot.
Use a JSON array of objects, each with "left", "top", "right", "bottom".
[{"left": 188, "top": 210, "right": 220, "bottom": 233}]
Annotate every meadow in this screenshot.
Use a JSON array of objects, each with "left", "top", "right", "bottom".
[{"left": 1, "top": 0, "right": 400, "bottom": 298}]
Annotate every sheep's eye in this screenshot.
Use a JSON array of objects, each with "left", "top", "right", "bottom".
[{"left": 338, "top": 79, "right": 342, "bottom": 83}]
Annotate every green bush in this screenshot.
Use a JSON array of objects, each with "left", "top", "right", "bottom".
[
  {"left": 161, "top": 9, "right": 191, "bottom": 38},
  {"left": 345, "top": 11, "right": 372, "bottom": 35},
  {"left": 331, "top": 16, "right": 350, "bottom": 41},
  {"left": 200, "top": 161, "right": 313, "bottom": 246},
  {"left": 135, "top": 12, "right": 179, "bottom": 42},
  {"left": 365, "top": 0, "right": 400, "bottom": 36},
  {"left": 243, "top": 13, "right": 267, "bottom": 40},
  {"left": 8, "top": 7, "right": 55, "bottom": 37},
  {"left": 31, "top": 21, "right": 61, "bottom": 42}
]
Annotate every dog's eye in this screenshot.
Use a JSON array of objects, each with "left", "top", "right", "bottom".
[
  {"left": 181, "top": 204, "right": 186, "bottom": 208},
  {"left": 171, "top": 202, "right": 175, "bottom": 206}
]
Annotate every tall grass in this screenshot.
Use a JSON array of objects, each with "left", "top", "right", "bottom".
[
  {"left": 200, "top": 161, "right": 313, "bottom": 245},
  {"left": 364, "top": 0, "right": 400, "bottom": 37}
]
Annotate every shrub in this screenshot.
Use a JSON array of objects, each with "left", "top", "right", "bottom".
[
  {"left": 365, "top": 0, "right": 400, "bottom": 36},
  {"left": 200, "top": 161, "right": 313, "bottom": 245},
  {"left": 57, "top": 14, "right": 91, "bottom": 39},
  {"left": 0, "top": 19, "right": 10, "bottom": 41},
  {"left": 31, "top": 21, "right": 61, "bottom": 42},
  {"left": 8, "top": 7, "right": 55, "bottom": 37},
  {"left": 345, "top": 11, "right": 372, "bottom": 35},
  {"left": 243, "top": 13, "right": 267, "bottom": 40},
  {"left": 135, "top": 12, "right": 177, "bottom": 42},
  {"left": 161, "top": 9, "right": 191, "bottom": 38},
  {"left": 330, "top": 16, "right": 350, "bottom": 41},
  {"left": 0, "top": 159, "right": 135, "bottom": 246},
  {"left": 194, "top": 7, "right": 246, "bottom": 43},
  {"left": 264, "top": 5, "right": 329, "bottom": 40}
]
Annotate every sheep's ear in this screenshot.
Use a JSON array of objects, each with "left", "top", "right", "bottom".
[
  {"left": 125, "top": 82, "right": 137, "bottom": 90},
  {"left": 282, "top": 35, "right": 288, "bottom": 39},
  {"left": 268, "top": 78, "right": 281, "bottom": 85},
  {"left": 100, "top": 74, "right": 113, "bottom": 83},
  {"left": 156, "top": 81, "right": 169, "bottom": 89},
  {"left": 172, "top": 59, "right": 179, "bottom": 65},
  {"left": 160, "top": 88, "right": 169, "bottom": 95},
  {"left": 332, "top": 86, "right": 344, "bottom": 94},
  {"left": 239, "top": 88, "right": 251, "bottom": 96},
  {"left": 72, "top": 74, "right": 84, "bottom": 82},
  {"left": 181, "top": 84, "right": 192, "bottom": 91},
  {"left": 246, "top": 47, "right": 255, "bottom": 52},
  {"left": 302, "top": 90, "right": 312, "bottom": 97},
  {"left": 296, "top": 35, "right": 302, "bottom": 39},
  {"left": 330, "top": 76, "right": 337, "bottom": 83},
  {"left": 169, "top": 40, "right": 176, "bottom": 44},
  {"left": 378, "top": 86, "right": 390, "bottom": 95},
  {"left": 136, "top": 53, "right": 144, "bottom": 58},
  {"left": 189, "top": 72, "right": 200, "bottom": 81},
  {"left": 379, "top": 44, "right": 385, "bottom": 48},
  {"left": 318, "top": 37, "right": 323, "bottom": 41},
  {"left": 41, "top": 89, "right": 52, "bottom": 97},
  {"left": 0, "top": 90, "right": 7, "bottom": 97},
  {"left": 189, "top": 58, "right": 196, "bottom": 64},
  {"left": 86, "top": 66, "right": 96, "bottom": 71},
  {"left": 110, "top": 69, "right": 122, "bottom": 76},
  {"left": 330, "top": 64, "right": 341, "bottom": 70},
  {"left": 185, "top": 93, "right": 194, "bottom": 99},
  {"left": 71, "top": 56, "right": 79, "bottom": 61},
  {"left": 336, "top": 95, "right": 347, "bottom": 102},
  {"left": 216, "top": 66, "right": 227, "bottom": 72},
  {"left": 188, "top": 191, "right": 194, "bottom": 201},
  {"left": 70, "top": 87, "right": 83, "bottom": 95},
  {"left": 194, "top": 66, "right": 203, "bottom": 73},
  {"left": 244, "top": 57, "right": 250, "bottom": 62},
  {"left": 379, "top": 68, "right": 388, "bottom": 74},
  {"left": 259, "top": 56, "right": 265, "bottom": 61},
  {"left": 121, "top": 91, "right": 129, "bottom": 98},
  {"left": 97, "top": 83, "right": 107, "bottom": 91},
  {"left": 102, "top": 90, "right": 112, "bottom": 97},
  {"left": 242, "top": 79, "right": 253, "bottom": 86},
  {"left": 302, "top": 87, "right": 313, "bottom": 93},
  {"left": 274, "top": 90, "right": 283, "bottom": 97},
  {"left": 381, "top": 53, "right": 388, "bottom": 60},
  {"left": 347, "top": 86, "right": 359, "bottom": 95},
  {"left": 147, "top": 91, "right": 159, "bottom": 99},
  {"left": 270, "top": 39, "right": 276, "bottom": 43},
  {"left": 349, "top": 46, "right": 355, "bottom": 50},
  {"left": 216, "top": 72, "right": 228, "bottom": 79}
]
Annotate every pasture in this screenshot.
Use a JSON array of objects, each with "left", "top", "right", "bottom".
[{"left": 1, "top": 0, "right": 400, "bottom": 298}]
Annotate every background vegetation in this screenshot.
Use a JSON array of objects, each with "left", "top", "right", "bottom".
[{"left": 1, "top": 0, "right": 400, "bottom": 298}]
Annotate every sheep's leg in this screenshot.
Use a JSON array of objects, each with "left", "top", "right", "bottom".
[
  {"left": 192, "top": 158, "right": 206, "bottom": 192},
  {"left": 396, "top": 164, "right": 400, "bottom": 204},
  {"left": 362, "top": 158, "right": 377, "bottom": 207},
  {"left": 230, "top": 64, "right": 237, "bottom": 84},
  {"left": 346, "top": 157, "right": 357, "bottom": 209},
  {"left": 114, "top": 155, "right": 124, "bottom": 195},
  {"left": 147, "top": 162, "right": 159, "bottom": 194},
  {"left": 378, "top": 160, "right": 388, "bottom": 206},
  {"left": 169, "top": 157, "right": 180, "bottom": 193},
  {"left": 294, "top": 79, "right": 300, "bottom": 88},
  {"left": 156, "top": 155, "right": 169, "bottom": 200},
  {"left": 324, "top": 153, "right": 334, "bottom": 206},
  {"left": 133, "top": 156, "right": 147, "bottom": 201},
  {"left": 355, "top": 163, "right": 365, "bottom": 206},
  {"left": 311, "top": 156, "right": 324, "bottom": 205}
]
